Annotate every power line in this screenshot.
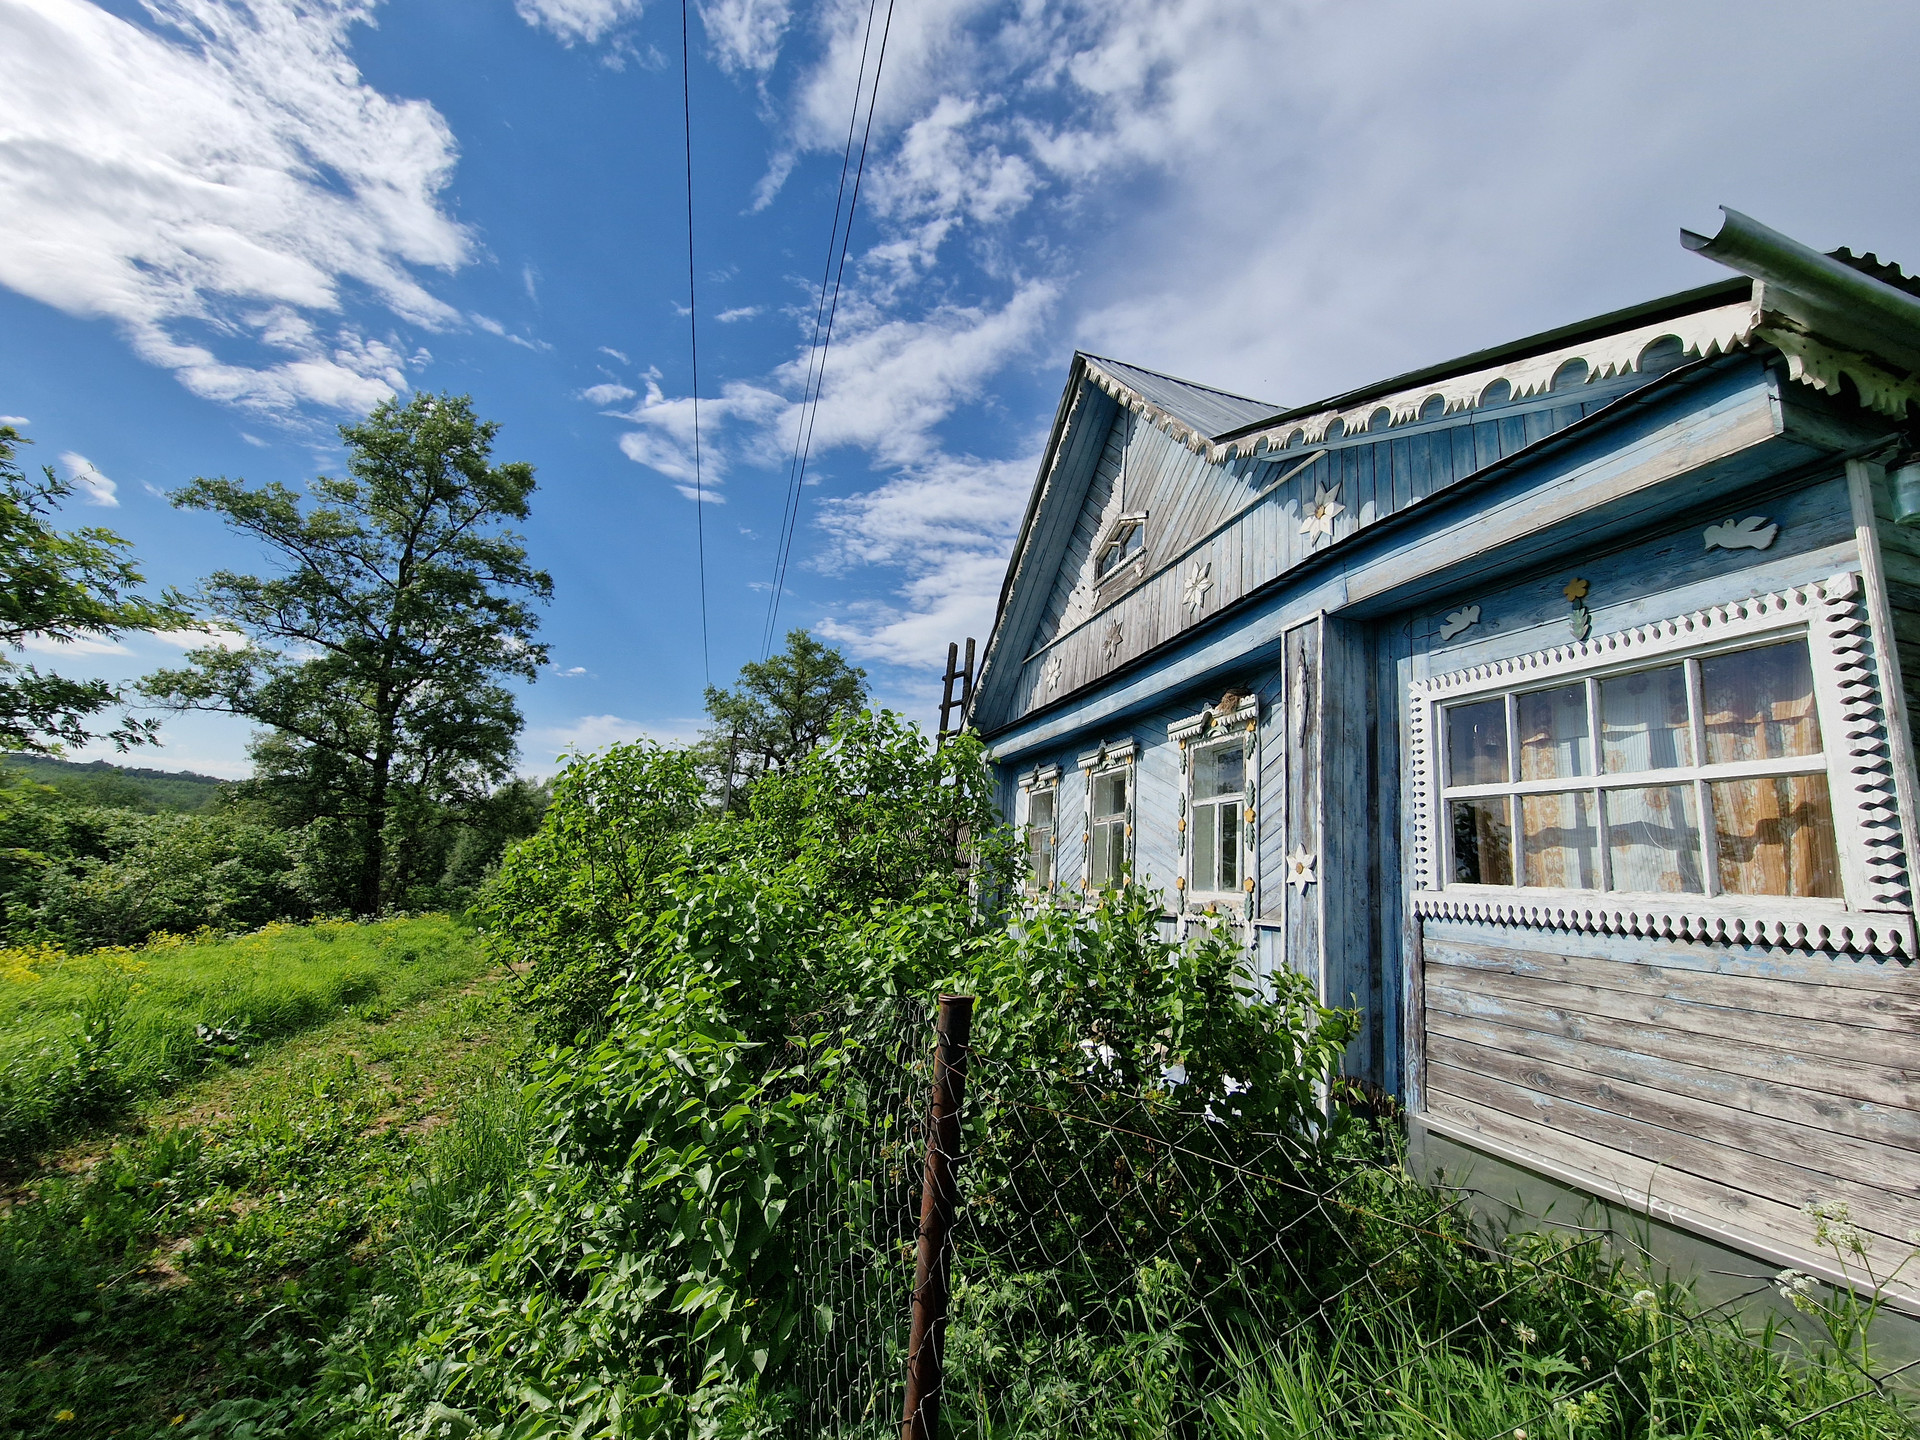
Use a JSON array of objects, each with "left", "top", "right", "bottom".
[
  {"left": 760, "top": 0, "right": 898, "bottom": 658},
  {"left": 681, "top": 0, "right": 710, "bottom": 685}
]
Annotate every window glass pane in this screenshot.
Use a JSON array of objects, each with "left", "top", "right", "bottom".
[
  {"left": 1219, "top": 803, "right": 1240, "bottom": 890},
  {"left": 1599, "top": 664, "right": 1693, "bottom": 772},
  {"left": 1711, "top": 774, "right": 1840, "bottom": 898},
  {"left": 1450, "top": 797, "right": 1512, "bottom": 885},
  {"left": 1519, "top": 791, "right": 1598, "bottom": 888},
  {"left": 1517, "top": 684, "right": 1590, "bottom": 779},
  {"left": 1604, "top": 786, "right": 1703, "bottom": 894},
  {"left": 1446, "top": 699, "right": 1509, "bottom": 786},
  {"left": 1090, "top": 820, "right": 1126, "bottom": 886},
  {"left": 1093, "top": 769, "right": 1128, "bottom": 820},
  {"left": 1028, "top": 829, "right": 1054, "bottom": 888},
  {"left": 1194, "top": 740, "right": 1245, "bottom": 800},
  {"left": 1030, "top": 790, "right": 1054, "bottom": 829},
  {"left": 1193, "top": 804, "right": 1218, "bottom": 891},
  {"left": 1701, "top": 641, "right": 1821, "bottom": 764}
]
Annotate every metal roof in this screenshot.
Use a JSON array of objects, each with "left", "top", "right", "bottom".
[{"left": 1076, "top": 354, "right": 1280, "bottom": 440}]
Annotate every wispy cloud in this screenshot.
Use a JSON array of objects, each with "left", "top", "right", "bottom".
[
  {"left": 0, "top": 0, "right": 470, "bottom": 414},
  {"left": 698, "top": 0, "right": 791, "bottom": 75},
  {"left": 581, "top": 382, "right": 636, "bottom": 406},
  {"left": 0, "top": 416, "right": 28, "bottom": 426},
  {"left": 522, "top": 712, "right": 705, "bottom": 775},
  {"left": 514, "top": 0, "right": 644, "bottom": 45},
  {"left": 715, "top": 306, "right": 763, "bottom": 323},
  {"left": 59, "top": 452, "right": 118, "bottom": 507}
]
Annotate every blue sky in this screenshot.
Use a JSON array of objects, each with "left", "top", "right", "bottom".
[{"left": 3, "top": 0, "right": 1919, "bottom": 778}]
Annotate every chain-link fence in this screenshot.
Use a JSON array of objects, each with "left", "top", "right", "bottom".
[{"left": 795, "top": 997, "right": 1917, "bottom": 1439}]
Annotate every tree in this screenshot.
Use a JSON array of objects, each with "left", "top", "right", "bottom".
[
  {"left": 0, "top": 425, "right": 191, "bottom": 754},
  {"left": 698, "top": 628, "right": 868, "bottom": 807},
  {"left": 141, "top": 392, "right": 551, "bottom": 915}
]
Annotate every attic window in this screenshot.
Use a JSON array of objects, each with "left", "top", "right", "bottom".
[{"left": 1096, "top": 515, "right": 1147, "bottom": 579}]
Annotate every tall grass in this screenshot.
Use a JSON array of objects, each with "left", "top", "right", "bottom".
[{"left": 0, "top": 915, "right": 486, "bottom": 1159}]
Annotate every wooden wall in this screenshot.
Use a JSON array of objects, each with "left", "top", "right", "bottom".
[{"left": 1420, "top": 921, "right": 1920, "bottom": 1262}]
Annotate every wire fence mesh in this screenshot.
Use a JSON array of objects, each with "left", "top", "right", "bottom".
[{"left": 791, "top": 999, "right": 1918, "bottom": 1439}]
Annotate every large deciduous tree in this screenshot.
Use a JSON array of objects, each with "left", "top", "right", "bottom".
[
  {"left": 698, "top": 628, "right": 868, "bottom": 807},
  {"left": 141, "top": 393, "right": 551, "bottom": 915},
  {"left": 0, "top": 424, "right": 191, "bottom": 754}
]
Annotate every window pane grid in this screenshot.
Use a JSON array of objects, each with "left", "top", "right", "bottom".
[
  {"left": 1438, "top": 639, "right": 1837, "bottom": 901},
  {"left": 1189, "top": 738, "right": 1245, "bottom": 895}
]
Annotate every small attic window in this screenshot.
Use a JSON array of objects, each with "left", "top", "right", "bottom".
[{"left": 1096, "top": 515, "right": 1147, "bottom": 579}]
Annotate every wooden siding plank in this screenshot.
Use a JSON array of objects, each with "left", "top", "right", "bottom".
[
  {"left": 1422, "top": 976, "right": 1920, "bottom": 1113},
  {"left": 1426, "top": 1009, "right": 1920, "bottom": 1152},
  {"left": 1423, "top": 935, "right": 1920, "bottom": 1033},
  {"left": 1426, "top": 1034, "right": 1919, "bottom": 1204},
  {"left": 1421, "top": 1096, "right": 1900, "bottom": 1273},
  {"left": 1426, "top": 1063, "right": 1920, "bottom": 1244},
  {"left": 1424, "top": 966, "right": 1917, "bottom": 1074}
]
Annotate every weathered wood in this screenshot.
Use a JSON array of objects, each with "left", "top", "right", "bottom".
[
  {"left": 1422, "top": 935, "right": 1920, "bottom": 1033},
  {"left": 1427, "top": 1008, "right": 1919, "bottom": 1151},
  {"left": 1424, "top": 965, "right": 1918, "bottom": 1073},
  {"left": 1422, "top": 918, "right": 1917, "bottom": 993},
  {"left": 1426, "top": 1033, "right": 1919, "bottom": 1202},
  {"left": 1284, "top": 619, "right": 1322, "bottom": 997},
  {"left": 1423, "top": 975, "right": 1920, "bottom": 1113},
  {"left": 1426, "top": 1062, "right": 1920, "bottom": 1245},
  {"left": 1420, "top": 1096, "right": 1913, "bottom": 1280}
]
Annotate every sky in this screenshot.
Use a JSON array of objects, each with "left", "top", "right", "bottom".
[{"left": 3, "top": 0, "right": 1920, "bottom": 779}]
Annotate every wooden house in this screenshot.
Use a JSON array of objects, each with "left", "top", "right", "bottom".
[{"left": 967, "top": 209, "right": 1920, "bottom": 1304}]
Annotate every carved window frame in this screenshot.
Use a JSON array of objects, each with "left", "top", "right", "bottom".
[
  {"left": 1093, "top": 512, "right": 1149, "bottom": 584},
  {"left": 1018, "top": 765, "right": 1062, "bottom": 895},
  {"left": 1407, "top": 574, "right": 1915, "bottom": 956},
  {"left": 1170, "top": 694, "right": 1261, "bottom": 917},
  {"left": 1078, "top": 738, "right": 1137, "bottom": 891}
]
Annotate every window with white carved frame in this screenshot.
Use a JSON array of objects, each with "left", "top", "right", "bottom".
[
  {"left": 1410, "top": 576, "right": 1916, "bottom": 955},
  {"left": 1443, "top": 639, "right": 1837, "bottom": 898},
  {"left": 1170, "top": 693, "right": 1260, "bottom": 911},
  {"left": 1020, "top": 767, "right": 1060, "bottom": 892},
  {"left": 1080, "top": 741, "right": 1136, "bottom": 889},
  {"left": 1095, "top": 514, "right": 1147, "bottom": 580}
]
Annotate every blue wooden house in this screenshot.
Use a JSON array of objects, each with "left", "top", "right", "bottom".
[{"left": 967, "top": 210, "right": 1920, "bottom": 1302}]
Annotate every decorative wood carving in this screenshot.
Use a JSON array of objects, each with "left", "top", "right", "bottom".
[
  {"left": 1182, "top": 560, "right": 1214, "bottom": 616},
  {"left": 1438, "top": 605, "right": 1481, "bottom": 642},
  {"left": 1703, "top": 515, "right": 1779, "bottom": 551},
  {"left": 1407, "top": 573, "right": 1916, "bottom": 956},
  {"left": 1285, "top": 847, "right": 1317, "bottom": 891},
  {"left": 1300, "top": 482, "right": 1345, "bottom": 545}
]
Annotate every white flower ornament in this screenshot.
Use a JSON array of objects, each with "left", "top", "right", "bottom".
[{"left": 1300, "top": 482, "right": 1344, "bottom": 544}]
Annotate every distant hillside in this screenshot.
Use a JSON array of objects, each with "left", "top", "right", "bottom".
[{"left": 2, "top": 754, "right": 234, "bottom": 814}]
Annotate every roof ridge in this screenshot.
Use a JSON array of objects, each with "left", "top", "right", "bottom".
[{"left": 1079, "top": 352, "right": 1277, "bottom": 408}]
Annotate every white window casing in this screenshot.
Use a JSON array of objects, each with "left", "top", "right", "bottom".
[
  {"left": 1407, "top": 573, "right": 1915, "bottom": 955},
  {"left": 1078, "top": 739, "right": 1137, "bottom": 889},
  {"left": 1170, "top": 693, "right": 1261, "bottom": 917},
  {"left": 1018, "top": 765, "right": 1062, "bottom": 893}
]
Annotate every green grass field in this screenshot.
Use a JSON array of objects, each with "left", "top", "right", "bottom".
[
  {"left": 1, "top": 916, "right": 488, "bottom": 1161},
  {"left": 0, "top": 926, "right": 531, "bottom": 1440}
]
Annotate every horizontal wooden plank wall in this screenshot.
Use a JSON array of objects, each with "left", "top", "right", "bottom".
[{"left": 1421, "top": 919, "right": 1920, "bottom": 1261}]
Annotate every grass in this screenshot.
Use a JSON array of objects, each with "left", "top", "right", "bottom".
[
  {"left": 0, "top": 916, "right": 488, "bottom": 1159},
  {"left": 0, "top": 949, "right": 533, "bottom": 1440}
]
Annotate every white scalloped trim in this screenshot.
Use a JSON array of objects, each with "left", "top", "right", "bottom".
[
  {"left": 1412, "top": 891, "right": 1914, "bottom": 957},
  {"left": 1408, "top": 573, "right": 1915, "bottom": 952}
]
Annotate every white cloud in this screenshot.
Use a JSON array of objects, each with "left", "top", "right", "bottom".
[
  {"left": 612, "top": 373, "right": 784, "bottom": 495},
  {"left": 698, "top": 0, "right": 790, "bottom": 75},
  {"left": 581, "top": 382, "right": 636, "bottom": 405},
  {"left": 515, "top": 0, "right": 643, "bottom": 45},
  {"left": 522, "top": 713, "right": 703, "bottom": 774},
  {"left": 153, "top": 627, "right": 249, "bottom": 651},
  {"left": 10, "top": 632, "right": 131, "bottom": 657},
  {"left": 58, "top": 451, "right": 118, "bottom": 507},
  {"left": 813, "top": 452, "right": 1029, "bottom": 665},
  {"left": 715, "top": 306, "right": 763, "bottom": 323},
  {"left": 770, "top": 281, "right": 1055, "bottom": 464},
  {"left": 599, "top": 345, "right": 631, "bottom": 364},
  {"left": 0, "top": 0, "right": 469, "bottom": 413},
  {"left": 0, "top": 416, "right": 28, "bottom": 426}
]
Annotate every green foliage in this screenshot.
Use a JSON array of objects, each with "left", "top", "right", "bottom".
[
  {"left": 478, "top": 741, "right": 705, "bottom": 1042},
  {"left": 0, "top": 916, "right": 484, "bottom": 1159},
  {"left": 141, "top": 392, "right": 552, "bottom": 914},
  {"left": 0, "top": 799, "right": 308, "bottom": 948},
  {"left": 698, "top": 628, "right": 868, "bottom": 808},
  {"left": 0, "top": 425, "right": 194, "bottom": 754},
  {"left": 0, "top": 965, "right": 528, "bottom": 1440},
  {"left": 1, "top": 753, "right": 228, "bottom": 813}
]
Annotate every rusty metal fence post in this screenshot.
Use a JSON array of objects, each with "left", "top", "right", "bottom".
[{"left": 900, "top": 994, "right": 973, "bottom": 1440}]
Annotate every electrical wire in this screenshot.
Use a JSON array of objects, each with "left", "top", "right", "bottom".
[
  {"left": 681, "top": 0, "right": 710, "bottom": 685},
  {"left": 759, "top": 0, "right": 898, "bottom": 657}
]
